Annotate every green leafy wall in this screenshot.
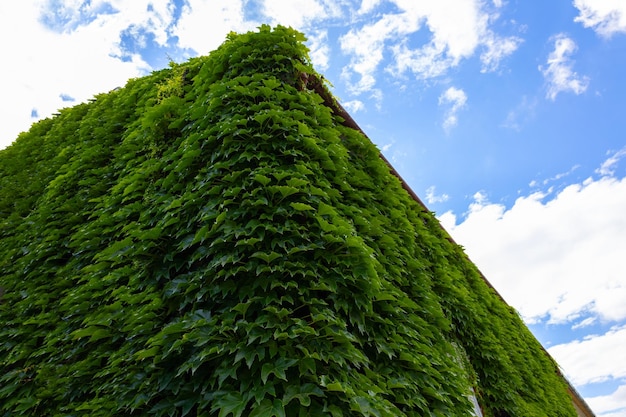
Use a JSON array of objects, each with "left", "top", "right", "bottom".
[{"left": 0, "top": 26, "right": 576, "bottom": 417}]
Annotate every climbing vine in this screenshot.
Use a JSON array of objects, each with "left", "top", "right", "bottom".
[{"left": 0, "top": 25, "right": 576, "bottom": 417}]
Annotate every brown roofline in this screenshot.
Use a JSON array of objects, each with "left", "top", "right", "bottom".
[{"left": 308, "top": 77, "right": 596, "bottom": 417}]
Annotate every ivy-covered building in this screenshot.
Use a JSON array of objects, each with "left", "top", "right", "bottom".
[{"left": 0, "top": 26, "right": 594, "bottom": 417}]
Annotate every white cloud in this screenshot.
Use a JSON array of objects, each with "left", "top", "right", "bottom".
[
  {"left": 390, "top": 41, "right": 456, "bottom": 80},
  {"left": 340, "top": 11, "right": 420, "bottom": 93},
  {"left": 543, "top": 165, "right": 581, "bottom": 184},
  {"left": 340, "top": 0, "right": 521, "bottom": 94},
  {"left": 438, "top": 86, "right": 467, "bottom": 131},
  {"left": 343, "top": 100, "right": 365, "bottom": 113},
  {"left": 425, "top": 186, "right": 450, "bottom": 204},
  {"left": 548, "top": 325, "right": 626, "bottom": 386},
  {"left": 526, "top": 165, "right": 582, "bottom": 188},
  {"left": 588, "top": 383, "right": 626, "bottom": 417},
  {"left": 259, "top": 0, "right": 341, "bottom": 30},
  {"left": 402, "top": 0, "right": 482, "bottom": 60},
  {"left": 358, "top": 0, "right": 383, "bottom": 15},
  {"left": 574, "top": 0, "right": 626, "bottom": 38},
  {"left": 540, "top": 34, "right": 589, "bottom": 101},
  {"left": 480, "top": 31, "right": 523, "bottom": 73},
  {"left": 572, "top": 316, "right": 597, "bottom": 330},
  {"left": 597, "top": 148, "right": 626, "bottom": 177},
  {"left": 38, "top": 0, "right": 110, "bottom": 32},
  {"left": 440, "top": 154, "right": 626, "bottom": 325},
  {"left": 173, "top": 0, "right": 256, "bottom": 55}
]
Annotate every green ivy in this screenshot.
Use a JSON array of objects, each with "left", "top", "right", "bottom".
[{"left": 0, "top": 25, "right": 576, "bottom": 417}]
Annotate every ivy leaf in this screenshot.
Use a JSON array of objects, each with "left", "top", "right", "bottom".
[
  {"left": 261, "top": 357, "right": 298, "bottom": 384},
  {"left": 139, "top": 226, "right": 162, "bottom": 241},
  {"left": 271, "top": 171, "right": 291, "bottom": 182},
  {"left": 254, "top": 174, "right": 272, "bottom": 186},
  {"left": 316, "top": 215, "right": 336, "bottom": 233},
  {"left": 212, "top": 392, "right": 248, "bottom": 417},
  {"left": 269, "top": 185, "right": 299, "bottom": 198},
  {"left": 263, "top": 78, "right": 282, "bottom": 90},
  {"left": 192, "top": 224, "right": 210, "bottom": 245},
  {"left": 97, "top": 237, "right": 134, "bottom": 260},
  {"left": 251, "top": 251, "right": 282, "bottom": 264},
  {"left": 166, "top": 198, "right": 182, "bottom": 210},
  {"left": 283, "top": 383, "right": 324, "bottom": 407},
  {"left": 249, "top": 399, "right": 285, "bottom": 417},
  {"left": 298, "top": 122, "right": 311, "bottom": 136},
  {"left": 175, "top": 398, "right": 197, "bottom": 417},
  {"left": 325, "top": 382, "right": 344, "bottom": 392},
  {"left": 317, "top": 202, "right": 336, "bottom": 217},
  {"left": 135, "top": 346, "right": 159, "bottom": 361},
  {"left": 290, "top": 202, "right": 314, "bottom": 212},
  {"left": 285, "top": 177, "right": 308, "bottom": 188},
  {"left": 298, "top": 357, "right": 317, "bottom": 376},
  {"left": 235, "top": 237, "right": 262, "bottom": 247},
  {"left": 232, "top": 301, "right": 252, "bottom": 317}
]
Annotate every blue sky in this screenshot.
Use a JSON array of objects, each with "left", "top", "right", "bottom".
[{"left": 1, "top": 1, "right": 626, "bottom": 415}]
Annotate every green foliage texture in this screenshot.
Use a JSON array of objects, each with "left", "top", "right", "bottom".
[{"left": 0, "top": 26, "right": 577, "bottom": 417}]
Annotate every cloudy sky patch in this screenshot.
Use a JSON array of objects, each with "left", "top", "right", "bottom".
[{"left": 438, "top": 86, "right": 467, "bottom": 131}]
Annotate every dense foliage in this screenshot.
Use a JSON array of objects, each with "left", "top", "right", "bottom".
[{"left": 0, "top": 26, "right": 576, "bottom": 417}]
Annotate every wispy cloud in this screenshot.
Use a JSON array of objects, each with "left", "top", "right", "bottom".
[
  {"left": 340, "top": 0, "right": 521, "bottom": 94},
  {"left": 480, "top": 31, "right": 523, "bottom": 73},
  {"left": 574, "top": 0, "right": 626, "bottom": 38},
  {"left": 343, "top": 100, "right": 365, "bottom": 113},
  {"left": 425, "top": 186, "right": 450, "bottom": 204},
  {"left": 502, "top": 95, "right": 538, "bottom": 131},
  {"left": 38, "top": 0, "right": 118, "bottom": 33},
  {"left": 532, "top": 165, "right": 581, "bottom": 187},
  {"left": 572, "top": 316, "right": 597, "bottom": 330},
  {"left": 438, "top": 86, "right": 467, "bottom": 131},
  {"left": 596, "top": 147, "right": 626, "bottom": 177},
  {"left": 340, "top": 11, "right": 419, "bottom": 93},
  {"left": 540, "top": 34, "right": 589, "bottom": 101}
]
